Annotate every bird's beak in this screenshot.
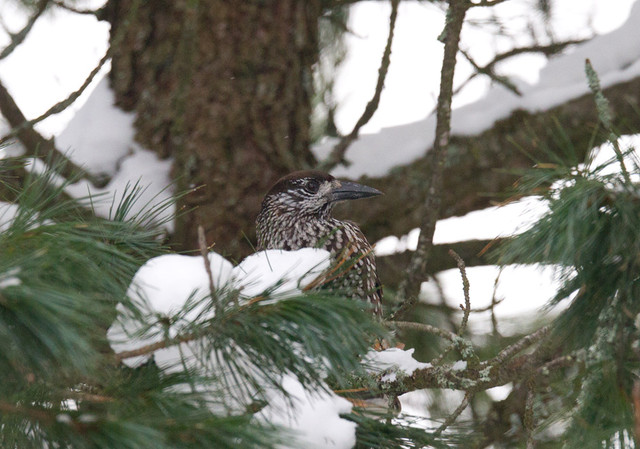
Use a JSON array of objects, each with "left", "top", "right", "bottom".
[{"left": 329, "top": 180, "right": 383, "bottom": 203}]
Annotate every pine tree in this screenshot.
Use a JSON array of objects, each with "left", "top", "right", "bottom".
[
  {"left": 497, "top": 63, "right": 640, "bottom": 447},
  {"left": 0, "top": 157, "right": 456, "bottom": 447}
]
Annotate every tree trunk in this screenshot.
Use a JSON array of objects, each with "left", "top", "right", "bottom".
[{"left": 105, "top": 0, "right": 320, "bottom": 258}]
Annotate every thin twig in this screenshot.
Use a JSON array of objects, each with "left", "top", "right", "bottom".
[
  {"left": 114, "top": 333, "right": 197, "bottom": 362},
  {"left": 434, "top": 390, "right": 472, "bottom": 436},
  {"left": 449, "top": 249, "right": 470, "bottom": 335},
  {"left": 0, "top": 0, "right": 48, "bottom": 61},
  {"left": 0, "top": 79, "right": 108, "bottom": 187},
  {"left": 388, "top": 320, "right": 459, "bottom": 343},
  {"left": 460, "top": 48, "right": 522, "bottom": 95},
  {"left": 0, "top": 49, "right": 111, "bottom": 147},
  {"left": 484, "top": 325, "right": 551, "bottom": 368},
  {"left": 471, "top": 0, "right": 508, "bottom": 6},
  {"left": 490, "top": 268, "right": 503, "bottom": 336},
  {"left": 423, "top": 39, "right": 587, "bottom": 124},
  {"left": 197, "top": 225, "right": 216, "bottom": 299},
  {"left": 525, "top": 378, "right": 536, "bottom": 449},
  {"left": 396, "top": 0, "right": 470, "bottom": 312},
  {"left": 318, "top": 0, "right": 400, "bottom": 172},
  {"left": 52, "top": 0, "right": 103, "bottom": 16}
]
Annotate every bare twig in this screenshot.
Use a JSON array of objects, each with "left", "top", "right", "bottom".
[
  {"left": 197, "top": 225, "right": 216, "bottom": 298},
  {"left": 0, "top": 0, "right": 48, "bottom": 61},
  {"left": 318, "top": 0, "right": 400, "bottom": 172},
  {"left": 396, "top": 0, "right": 470, "bottom": 313},
  {"left": 0, "top": 49, "right": 110, "bottom": 147},
  {"left": 388, "top": 320, "right": 459, "bottom": 343},
  {"left": 525, "top": 378, "right": 536, "bottom": 449},
  {"left": 52, "top": 0, "right": 104, "bottom": 16},
  {"left": 449, "top": 249, "right": 471, "bottom": 335},
  {"left": 0, "top": 400, "right": 54, "bottom": 424},
  {"left": 0, "top": 79, "right": 108, "bottom": 187},
  {"left": 460, "top": 48, "right": 522, "bottom": 95},
  {"left": 471, "top": 0, "right": 509, "bottom": 6},
  {"left": 490, "top": 268, "right": 503, "bottom": 336},
  {"left": 434, "top": 390, "right": 472, "bottom": 436},
  {"left": 483, "top": 325, "right": 551, "bottom": 368},
  {"left": 448, "top": 39, "right": 586, "bottom": 113},
  {"left": 114, "top": 333, "right": 197, "bottom": 363}
]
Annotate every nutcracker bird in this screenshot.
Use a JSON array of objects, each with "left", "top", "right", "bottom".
[{"left": 256, "top": 170, "right": 383, "bottom": 316}]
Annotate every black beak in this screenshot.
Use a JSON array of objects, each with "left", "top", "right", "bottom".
[{"left": 329, "top": 180, "right": 383, "bottom": 203}]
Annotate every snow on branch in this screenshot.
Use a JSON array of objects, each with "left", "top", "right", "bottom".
[{"left": 312, "top": 1, "right": 640, "bottom": 180}]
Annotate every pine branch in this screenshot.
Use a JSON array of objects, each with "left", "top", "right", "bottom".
[{"left": 585, "top": 59, "right": 631, "bottom": 184}]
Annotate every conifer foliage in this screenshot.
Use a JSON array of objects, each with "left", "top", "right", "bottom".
[
  {"left": 498, "top": 65, "right": 640, "bottom": 447},
  {"left": 0, "top": 157, "right": 439, "bottom": 448}
]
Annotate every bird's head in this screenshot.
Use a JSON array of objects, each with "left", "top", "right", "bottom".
[{"left": 261, "top": 170, "right": 382, "bottom": 219}]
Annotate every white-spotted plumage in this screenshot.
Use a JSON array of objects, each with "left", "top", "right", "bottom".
[{"left": 257, "top": 171, "right": 383, "bottom": 317}]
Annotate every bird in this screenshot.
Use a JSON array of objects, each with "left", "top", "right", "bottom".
[{"left": 256, "top": 170, "right": 383, "bottom": 317}]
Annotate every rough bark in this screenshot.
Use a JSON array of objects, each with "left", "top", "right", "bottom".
[
  {"left": 105, "top": 0, "right": 320, "bottom": 257},
  {"left": 104, "top": 0, "right": 640, "bottom": 263},
  {"left": 348, "top": 75, "right": 640, "bottom": 247}
]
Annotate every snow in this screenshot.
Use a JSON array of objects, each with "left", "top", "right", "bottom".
[
  {"left": 0, "top": 267, "right": 21, "bottom": 289},
  {"left": 374, "top": 196, "right": 549, "bottom": 256},
  {"left": 234, "top": 248, "right": 331, "bottom": 298},
  {"left": 54, "top": 77, "right": 176, "bottom": 230},
  {"left": 64, "top": 146, "right": 175, "bottom": 229},
  {"left": 257, "top": 374, "right": 356, "bottom": 449},
  {"left": 420, "top": 264, "right": 562, "bottom": 336},
  {"left": 451, "top": 360, "right": 467, "bottom": 371},
  {"left": 364, "top": 347, "right": 431, "bottom": 383},
  {"left": 56, "top": 78, "right": 136, "bottom": 176},
  {"left": 107, "top": 248, "right": 354, "bottom": 448},
  {"left": 486, "top": 383, "right": 513, "bottom": 401},
  {"left": 313, "top": 1, "right": 640, "bottom": 179},
  {"left": 0, "top": 202, "right": 19, "bottom": 232}
]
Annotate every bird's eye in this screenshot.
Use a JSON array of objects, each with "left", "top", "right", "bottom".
[{"left": 305, "top": 179, "right": 320, "bottom": 193}]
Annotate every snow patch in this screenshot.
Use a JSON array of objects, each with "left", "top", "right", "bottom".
[
  {"left": 57, "top": 78, "right": 135, "bottom": 176},
  {"left": 451, "top": 360, "right": 467, "bottom": 371},
  {"left": 107, "top": 248, "right": 355, "bottom": 448},
  {"left": 257, "top": 374, "right": 356, "bottom": 449},
  {"left": 364, "top": 347, "right": 431, "bottom": 379},
  {"left": 234, "top": 248, "right": 331, "bottom": 298},
  {"left": 314, "top": 2, "right": 640, "bottom": 179}
]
